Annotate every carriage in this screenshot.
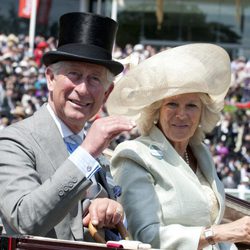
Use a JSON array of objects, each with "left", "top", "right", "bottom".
[{"left": 1, "top": 193, "right": 249, "bottom": 250}]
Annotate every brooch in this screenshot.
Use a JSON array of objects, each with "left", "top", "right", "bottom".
[{"left": 149, "top": 144, "right": 163, "bottom": 159}]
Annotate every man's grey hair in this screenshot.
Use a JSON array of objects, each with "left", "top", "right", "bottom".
[
  {"left": 48, "top": 61, "right": 114, "bottom": 90},
  {"left": 137, "top": 93, "right": 221, "bottom": 144}
]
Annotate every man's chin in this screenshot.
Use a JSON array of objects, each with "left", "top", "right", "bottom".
[
  {"left": 66, "top": 108, "right": 98, "bottom": 125},
  {"left": 65, "top": 112, "right": 87, "bottom": 124}
]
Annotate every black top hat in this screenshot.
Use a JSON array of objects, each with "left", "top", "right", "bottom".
[{"left": 42, "top": 12, "right": 124, "bottom": 76}]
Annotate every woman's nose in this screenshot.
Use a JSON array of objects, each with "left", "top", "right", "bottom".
[{"left": 175, "top": 107, "right": 186, "bottom": 118}]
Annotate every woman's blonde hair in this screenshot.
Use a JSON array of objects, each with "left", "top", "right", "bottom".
[{"left": 137, "top": 93, "right": 221, "bottom": 144}]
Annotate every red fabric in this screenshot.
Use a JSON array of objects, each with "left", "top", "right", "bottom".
[
  {"left": 37, "top": 0, "right": 52, "bottom": 25},
  {"left": 235, "top": 101, "right": 250, "bottom": 109},
  {"left": 18, "top": 0, "right": 39, "bottom": 19}
]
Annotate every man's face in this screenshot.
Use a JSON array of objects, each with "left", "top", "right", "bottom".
[{"left": 46, "top": 61, "right": 110, "bottom": 132}]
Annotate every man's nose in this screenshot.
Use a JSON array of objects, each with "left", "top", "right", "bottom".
[{"left": 75, "top": 79, "right": 89, "bottom": 94}]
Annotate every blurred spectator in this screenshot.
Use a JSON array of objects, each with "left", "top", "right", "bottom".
[
  {"left": 222, "top": 168, "right": 238, "bottom": 188},
  {"left": 237, "top": 176, "right": 250, "bottom": 199},
  {"left": 0, "top": 116, "right": 9, "bottom": 130},
  {"left": 10, "top": 105, "right": 25, "bottom": 123},
  {"left": 34, "top": 41, "right": 49, "bottom": 67}
]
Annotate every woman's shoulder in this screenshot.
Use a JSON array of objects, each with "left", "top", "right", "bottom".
[
  {"left": 111, "top": 136, "right": 158, "bottom": 177},
  {"left": 114, "top": 135, "right": 152, "bottom": 154},
  {"left": 111, "top": 134, "right": 165, "bottom": 169},
  {"left": 112, "top": 136, "right": 153, "bottom": 163}
]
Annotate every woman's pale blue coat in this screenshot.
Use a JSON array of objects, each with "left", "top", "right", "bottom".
[{"left": 111, "top": 125, "right": 237, "bottom": 250}]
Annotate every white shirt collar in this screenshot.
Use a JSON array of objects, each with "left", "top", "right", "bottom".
[{"left": 46, "top": 103, "right": 85, "bottom": 140}]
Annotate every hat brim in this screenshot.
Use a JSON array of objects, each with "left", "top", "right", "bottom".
[
  {"left": 42, "top": 50, "right": 124, "bottom": 76},
  {"left": 106, "top": 43, "right": 231, "bottom": 120}
]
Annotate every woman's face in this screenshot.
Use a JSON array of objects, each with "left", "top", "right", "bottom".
[{"left": 158, "top": 93, "right": 202, "bottom": 144}]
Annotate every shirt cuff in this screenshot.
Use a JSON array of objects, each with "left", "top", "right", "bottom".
[{"left": 68, "top": 146, "right": 101, "bottom": 179}]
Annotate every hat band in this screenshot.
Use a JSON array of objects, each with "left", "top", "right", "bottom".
[{"left": 57, "top": 43, "right": 112, "bottom": 60}]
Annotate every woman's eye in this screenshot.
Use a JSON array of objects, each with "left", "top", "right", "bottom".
[
  {"left": 187, "top": 103, "right": 198, "bottom": 108},
  {"left": 166, "top": 102, "right": 178, "bottom": 108}
]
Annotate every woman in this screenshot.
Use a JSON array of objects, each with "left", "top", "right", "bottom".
[{"left": 106, "top": 44, "right": 250, "bottom": 250}]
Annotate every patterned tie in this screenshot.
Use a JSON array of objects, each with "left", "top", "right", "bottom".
[{"left": 64, "top": 134, "right": 82, "bottom": 153}]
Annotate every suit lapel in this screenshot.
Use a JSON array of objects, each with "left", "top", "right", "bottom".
[{"left": 31, "top": 105, "right": 68, "bottom": 172}]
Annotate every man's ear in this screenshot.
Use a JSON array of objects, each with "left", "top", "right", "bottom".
[
  {"left": 103, "top": 83, "right": 114, "bottom": 104},
  {"left": 45, "top": 67, "right": 55, "bottom": 91}
]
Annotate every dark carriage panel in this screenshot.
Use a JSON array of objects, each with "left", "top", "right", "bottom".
[
  {"left": 0, "top": 235, "right": 127, "bottom": 250},
  {"left": 225, "top": 194, "right": 250, "bottom": 250}
]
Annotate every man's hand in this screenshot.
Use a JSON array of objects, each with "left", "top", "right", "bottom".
[
  {"left": 81, "top": 116, "right": 136, "bottom": 158},
  {"left": 82, "top": 198, "right": 124, "bottom": 229}
]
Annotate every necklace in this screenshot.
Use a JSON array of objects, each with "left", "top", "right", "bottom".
[{"left": 184, "top": 151, "right": 190, "bottom": 166}]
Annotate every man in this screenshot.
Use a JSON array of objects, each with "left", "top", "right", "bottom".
[{"left": 0, "top": 12, "right": 135, "bottom": 241}]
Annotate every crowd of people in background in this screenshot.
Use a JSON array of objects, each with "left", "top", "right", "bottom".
[{"left": 0, "top": 33, "right": 249, "bottom": 191}]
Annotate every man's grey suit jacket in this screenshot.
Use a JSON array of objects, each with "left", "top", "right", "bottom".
[{"left": 0, "top": 104, "right": 114, "bottom": 240}]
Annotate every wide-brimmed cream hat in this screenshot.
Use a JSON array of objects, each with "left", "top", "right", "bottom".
[{"left": 106, "top": 43, "right": 231, "bottom": 120}]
